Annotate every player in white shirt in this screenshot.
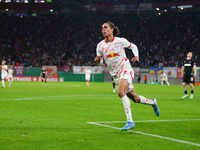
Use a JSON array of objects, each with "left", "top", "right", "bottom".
[
  {"left": 8, "top": 66, "right": 13, "bottom": 88},
  {"left": 85, "top": 67, "right": 91, "bottom": 86},
  {"left": 94, "top": 21, "right": 160, "bottom": 131},
  {"left": 1, "top": 60, "right": 8, "bottom": 88},
  {"left": 161, "top": 72, "right": 170, "bottom": 86}
]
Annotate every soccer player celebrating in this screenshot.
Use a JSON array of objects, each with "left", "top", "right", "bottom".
[
  {"left": 8, "top": 66, "right": 13, "bottom": 88},
  {"left": 161, "top": 72, "right": 170, "bottom": 86},
  {"left": 40, "top": 66, "right": 47, "bottom": 85},
  {"left": 1, "top": 60, "right": 8, "bottom": 88},
  {"left": 85, "top": 67, "right": 91, "bottom": 86},
  {"left": 94, "top": 21, "right": 160, "bottom": 131},
  {"left": 181, "top": 52, "right": 196, "bottom": 99}
]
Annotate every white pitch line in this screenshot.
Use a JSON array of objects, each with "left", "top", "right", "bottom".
[
  {"left": 0, "top": 94, "right": 118, "bottom": 101},
  {"left": 87, "top": 121, "right": 200, "bottom": 147},
  {"left": 91, "top": 119, "right": 200, "bottom": 124},
  {"left": 0, "top": 96, "right": 180, "bottom": 101},
  {"left": 0, "top": 94, "right": 189, "bottom": 101},
  {"left": 0, "top": 97, "right": 114, "bottom": 101}
]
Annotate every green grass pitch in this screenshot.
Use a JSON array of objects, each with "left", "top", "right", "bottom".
[{"left": 0, "top": 81, "right": 199, "bottom": 150}]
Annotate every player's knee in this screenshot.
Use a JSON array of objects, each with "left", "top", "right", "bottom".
[
  {"left": 133, "top": 96, "right": 140, "bottom": 103},
  {"left": 128, "top": 93, "right": 140, "bottom": 103},
  {"left": 118, "top": 90, "right": 126, "bottom": 98},
  {"left": 182, "top": 83, "right": 186, "bottom": 87}
]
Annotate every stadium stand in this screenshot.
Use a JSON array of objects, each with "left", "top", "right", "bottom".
[{"left": 0, "top": 11, "right": 199, "bottom": 67}]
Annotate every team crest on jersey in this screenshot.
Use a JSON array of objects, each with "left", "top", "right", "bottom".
[{"left": 107, "top": 52, "right": 119, "bottom": 59}]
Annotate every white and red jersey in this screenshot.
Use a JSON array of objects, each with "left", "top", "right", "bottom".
[
  {"left": 96, "top": 37, "right": 138, "bottom": 79},
  {"left": 1, "top": 65, "right": 8, "bottom": 75}
]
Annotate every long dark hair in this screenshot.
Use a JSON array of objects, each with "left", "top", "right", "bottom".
[{"left": 106, "top": 21, "right": 120, "bottom": 36}]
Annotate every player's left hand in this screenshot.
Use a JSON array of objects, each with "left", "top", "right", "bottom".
[{"left": 132, "top": 56, "right": 139, "bottom": 64}]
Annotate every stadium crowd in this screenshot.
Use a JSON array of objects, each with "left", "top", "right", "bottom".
[
  {"left": 90, "top": 0, "right": 196, "bottom": 5},
  {"left": 0, "top": 12, "right": 200, "bottom": 67}
]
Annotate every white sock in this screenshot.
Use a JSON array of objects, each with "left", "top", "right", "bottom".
[
  {"left": 139, "top": 96, "right": 154, "bottom": 105},
  {"left": 121, "top": 95, "right": 133, "bottom": 122},
  {"left": 167, "top": 82, "right": 170, "bottom": 86},
  {"left": 2, "top": 80, "right": 5, "bottom": 87},
  {"left": 161, "top": 82, "right": 163, "bottom": 86}
]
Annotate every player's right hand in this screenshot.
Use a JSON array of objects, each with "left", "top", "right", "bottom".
[{"left": 94, "top": 56, "right": 101, "bottom": 64}]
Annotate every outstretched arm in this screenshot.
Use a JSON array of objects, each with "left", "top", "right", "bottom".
[
  {"left": 129, "top": 43, "right": 139, "bottom": 64},
  {"left": 122, "top": 38, "right": 139, "bottom": 64}
]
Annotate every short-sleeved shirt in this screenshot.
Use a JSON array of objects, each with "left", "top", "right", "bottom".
[
  {"left": 8, "top": 69, "right": 13, "bottom": 76},
  {"left": 42, "top": 70, "right": 46, "bottom": 78},
  {"left": 1, "top": 65, "right": 8, "bottom": 75},
  {"left": 85, "top": 69, "right": 91, "bottom": 76},
  {"left": 161, "top": 73, "right": 168, "bottom": 80},
  {"left": 182, "top": 59, "right": 194, "bottom": 77}
]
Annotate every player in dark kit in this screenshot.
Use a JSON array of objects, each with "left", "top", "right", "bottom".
[
  {"left": 40, "top": 66, "right": 47, "bottom": 85},
  {"left": 181, "top": 52, "right": 196, "bottom": 99}
]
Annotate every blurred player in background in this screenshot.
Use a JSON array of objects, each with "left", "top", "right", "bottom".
[
  {"left": 1, "top": 60, "right": 8, "bottom": 88},
  {"left": 181, "top": 52, "right": 196, "bottom": 99},
  {"left": 8, "top": 66, "right": 13, "bottom": 88},
  {"left": 161, "top": 72, "right": 170, "bottom": 86},
  {"left": 85, "top": 67, "right": 91, "bottom": 86},
  {"left": 40, "top": 66, "right": 47, "bottom": 85},
  {"left": 112, "top": 77, "right": 117, "bottom": 93},
  {"left": 137, "top": 75, "right": 141, "bottom": 83},
  {"left": 144, "top": 75, "right": 147, "bottom": 84},
  {"left": 94, "top": 21, "right": 160, "bottom": 131}
]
